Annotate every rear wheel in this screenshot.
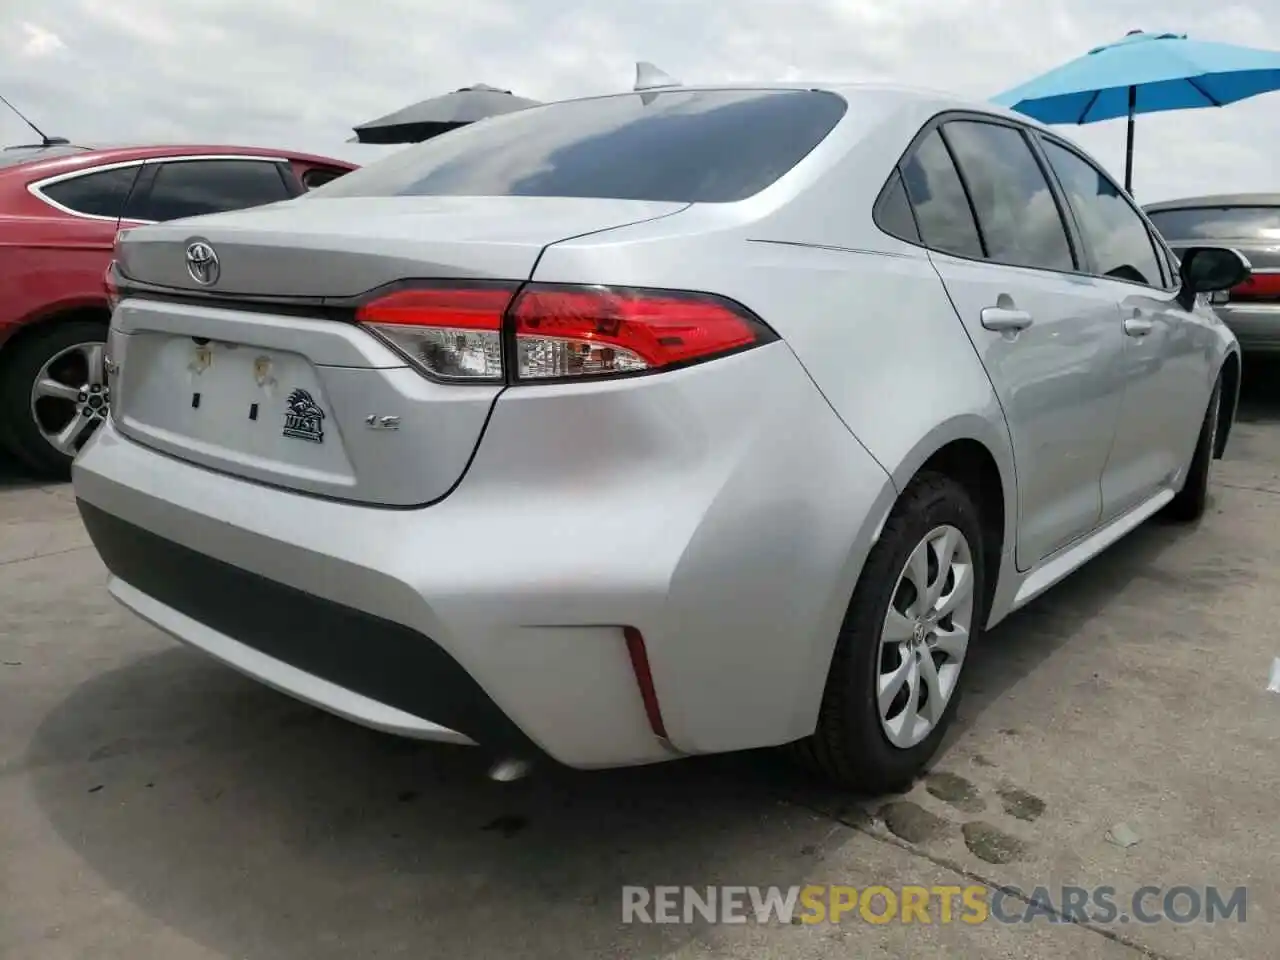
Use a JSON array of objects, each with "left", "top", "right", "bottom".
[
  {"left": 1164, "top": 376, "right": 1221, "bottom": 524},
  {"left": 792, "top": 472, "right": 985, "bottom": 794},
  {"left": 0, "top": 320, "right": 110, "bottom": 478}
]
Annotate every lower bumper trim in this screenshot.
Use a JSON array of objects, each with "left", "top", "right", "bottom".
[{"left": 77, "top": 499, "right": 539, "bottom": 756}]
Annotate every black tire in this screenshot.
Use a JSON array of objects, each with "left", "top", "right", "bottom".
[
  {"left": 1163, "top": 376, "right": 1222, "bottom": 524},
  {"left": 0, "top": 319, "right": 109, "bottom": 479},
  {"left": 790, "top": 472, "right": 986, "bottom": 795}
]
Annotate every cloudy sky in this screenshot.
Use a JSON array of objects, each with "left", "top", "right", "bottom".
[{"left": 2, "top": 0, "right": 1277, "bottom": 202}]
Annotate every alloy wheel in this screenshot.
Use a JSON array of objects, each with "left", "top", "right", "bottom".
[
  {"left": 877, "top": 524, "right": 975, "bottom": 749},
  {"left": 29, "top": 341, "right": 110, "bottom": 458}
]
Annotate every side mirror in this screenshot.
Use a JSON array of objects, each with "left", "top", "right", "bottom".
[{"left": 1178, "top": 247, "right": 1251, "bottom": 306}]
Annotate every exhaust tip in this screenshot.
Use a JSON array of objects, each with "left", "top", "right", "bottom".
[{"left": 488, "top": 758, "right": 532, "bottom": 782}]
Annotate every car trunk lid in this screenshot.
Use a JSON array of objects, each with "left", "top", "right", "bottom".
[
  {"left": 108, "top": 196, "right": 687, "bottom": 506},
  {"left": 115, "top": 195, "right": 686, "bottom": 296}
]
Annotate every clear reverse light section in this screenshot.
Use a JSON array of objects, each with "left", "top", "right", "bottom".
[
  {"left": 517, "top": 337, "right": 650, "bottom": 379},
  {"left": 355, "top": 286, "right": 513, "bottom": 382},
  {"left": 373, "top": 325, "right": 504, "bottom": 380}
]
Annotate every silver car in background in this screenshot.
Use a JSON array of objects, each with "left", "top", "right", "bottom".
[
  {"left": 1145, "top": 194, "right": 1280, "bottom": 355},
  {"left": 74, "top": 83, "right": 1245, "bottom": 793}
]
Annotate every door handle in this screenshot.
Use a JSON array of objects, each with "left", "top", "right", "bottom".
[
  {"left": 980, "top": 307, "right": 1034, "bottom": 332},
  {"left": 1123, "top": 315, "right": 1154, "bottom": 337}
]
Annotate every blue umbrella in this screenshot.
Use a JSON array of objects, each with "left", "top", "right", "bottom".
[{"left": 993, "top": 30, "right": 1280, "bottom": 193}]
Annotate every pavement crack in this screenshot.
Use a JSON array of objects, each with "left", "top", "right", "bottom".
[
  {"left": 783, "top": 795, "right": 1180, "bottom": 960},
  {"left": 1215, "top": 480, "right": 1280, "bottom": 498},
  {"left": 0, "top": 544, "right": 93, "bottom": 567}
]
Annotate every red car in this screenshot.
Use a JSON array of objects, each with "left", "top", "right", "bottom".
[{"left": 0, "top": 142, "right": 356, "bottom": 475}]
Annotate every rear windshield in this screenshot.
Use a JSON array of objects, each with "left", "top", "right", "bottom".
[
  {"left": 316, "top": 89, "right": 848, "bottom": 204},
  {"left": 1146, "top": 205, "right": 1280, "bottom": 242}
]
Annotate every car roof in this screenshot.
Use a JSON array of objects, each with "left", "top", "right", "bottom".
[
  {"left": 0, "top": 142, "right": 356, "bottom": 181},
  {"left": 1143, "top": 193, "right": 1280, "bottom": 212},
  {"left": 0, "top": 143, "right": 93, "bottom": 168}
]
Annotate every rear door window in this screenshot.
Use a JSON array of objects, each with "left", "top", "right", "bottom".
[
  {"left": 1040, "top": 139, "right": 1163, "bottom": 288},
  {"left": 38, "top": 165, "right": 140, "bottom": 219},
  {"left": 941, "top": 120, "right": 1075, "bottom": 273},
  {"left": 899, "top": 129, "right": 984, "bottom": 260},
  {"left": 130, "top": 159, "right": 293, "bottom": 221},
  {"left": 315, "top": 89, "right": 848, "bottom": 204},
  {"left": 1146, "top": 206, "right": 1280, "bottom": 242}
]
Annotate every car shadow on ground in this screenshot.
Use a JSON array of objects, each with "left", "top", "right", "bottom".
[
  {"left": 23, "top": 519, "right": 1190, "bottom": 959},
  {"left": 25, "top": 651, "right": 829, "bottom": 959},
  {"left": 19, "top": 364, "right": 1280, "bottom": 959},
  {"left": 0, "top": 454, "right": 48, "bottom": 492},
  {"left": 1236, "top": 356, "right": 1280, "bottom": 424}
]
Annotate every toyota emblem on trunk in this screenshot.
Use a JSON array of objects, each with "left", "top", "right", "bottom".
[{"left": 185, "top": 241, "right": 220, "bottom": 286}]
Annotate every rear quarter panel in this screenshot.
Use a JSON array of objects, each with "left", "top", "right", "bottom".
[
  {"left": 0, "top": 209, "right": 115, "bottom": 344},
  {"left": 533, "top": 93, "right": 1016, "bottom": 543},
  {"left": 531, "top": 102, "right": 1017, "bottom": 742}
]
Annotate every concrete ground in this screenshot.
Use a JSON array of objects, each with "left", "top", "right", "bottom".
[{"left": 2, "top": 367, "right": 1278, "bottom": 960}]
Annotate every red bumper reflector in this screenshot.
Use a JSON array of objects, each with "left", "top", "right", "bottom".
[{"left": 623, "top": 626, "right": 668, "bottom": 740}]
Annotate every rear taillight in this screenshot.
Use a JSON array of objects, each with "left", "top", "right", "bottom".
[
  {"left": 355, "top": 282, "right": 775, "bottom": 384},
  {"left": 1229, "top": 272, "right": 1280, "bottom": 302},
  {"left": 105, "top": 261, "right": 120, "bottom": 311},
  {"left": 355, "top": 283, "right": 516, "bottom": 382},
  {"left": 508, "top": 286, "right": 771, "bottom": 380}
]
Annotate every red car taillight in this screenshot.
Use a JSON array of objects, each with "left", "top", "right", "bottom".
[
  {"left": 105, "top": 260, "right": 120, "bottom": 311},
  {"left": 508, "top": 285, "right": 770, "bottom": 380},
  {"left": 1229, "top": 272, "right": 1280, "bottom": 302},
  {"left": 355, "top": 282, "right": 776, "bottom": 384}
]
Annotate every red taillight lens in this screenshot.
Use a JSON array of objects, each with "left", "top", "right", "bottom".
[
  {"left": 509, "top": 285, "right": 773, "bottom": 380},
  {"left": 105, "top": 261, "right": 120, "bottom": 311},
  {"left": 355, "top": 284, "right": 516, "bottom": 382},
  {"left": 354, "top": 282, "right": 774, "bottom": 384},
  {"left": 1229, "top": 272, "right": 1280, "bottom": 302}
]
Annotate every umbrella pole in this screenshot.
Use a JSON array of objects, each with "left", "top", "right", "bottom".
[{"left": 1123, "top": 85, "right": 1136, "bottom": 195}]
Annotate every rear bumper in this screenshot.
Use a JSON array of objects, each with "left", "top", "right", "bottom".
[
  {"left": 78, "top": 500, "right": 524, "bottom": 751},
  {"left": 1218, "top": 303, "right": 1280, "bottom": 353},
  {"left": 73, "top": 344, "right": 895, "bottom": 768}
]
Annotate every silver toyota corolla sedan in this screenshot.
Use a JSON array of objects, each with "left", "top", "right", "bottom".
[{"left": 74, "top": 82, "right": 1245, "bottom": 793}]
